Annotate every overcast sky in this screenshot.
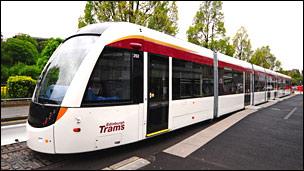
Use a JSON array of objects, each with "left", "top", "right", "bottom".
[{"left": 1, "top": 1, "right": 303, "bottom": 71}]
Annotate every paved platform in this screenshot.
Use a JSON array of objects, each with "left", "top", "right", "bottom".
[
  {"left": 141, "top": 95, "right": 303, "bottom": 170},
  {"left": 1, "top": 123, "right": 27, "bottom": 146}
]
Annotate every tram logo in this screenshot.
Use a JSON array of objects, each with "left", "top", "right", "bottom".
[{"left": 99, "top": 121, "right": 125, "bottom": 133}]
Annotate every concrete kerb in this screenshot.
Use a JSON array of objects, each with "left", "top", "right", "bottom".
[
  {"left": 1, "top": 98, "right": 31, "bottom": 107},
  {"left": 1, "top": 116, "right": 28, "bottom": 122}
]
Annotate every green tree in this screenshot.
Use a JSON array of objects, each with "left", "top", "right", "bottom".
[
  {"left": 232, "top": 26, "right": 252, "bottom": 61},
  {"left": 37, "top": 38, "right": 63, "bottom": 70},
  {"left": 273, "top": 60, "right": 282, "bottom": 71},
  {"left": 78, "top": 1, "right": 96, "bottom": 28},
  {"left": 250, "top": 46, "right": 281, "bottom": 70},
  {"left": 1, "top": 37, "right": 38, "bottom": 66},
  {"left": 8, "top": 63, "right": 40, "bottom": 80},
  {"left": 147, "top": 1, "right": 178, "bottom": 36},
  {"left": 1, "top": 34, "right": 62, "bottom": 83},
  {"left": 13, "top": 34, "right": 38, "bottom": 49},
  {"left": 212, "top": 37, "right": 235, "bottom": 56},
  {"left": 1, "top": 65, "right": 9, "bottom": 84},
  {"left": 37, "top": 39, "right": 49, "bottom": 53},
  {"left": 78, "top": 1, "right": 179, "bottom": 36},
  {"left": 186, "top": 1, "right": 225, "bottom": 49}
]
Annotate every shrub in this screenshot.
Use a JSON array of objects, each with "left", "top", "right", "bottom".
[
  {"left": 19, "top": 65, "right": 41, "bottom": 80},
  {"left": 7, "top": 76, "right": 37, "bottom": 98},
  {"left": 9, "top": 63, "right": 41, "bottom": 80},
  {"left": 8, "top": 63, "right": 27, "bottom": 76}
]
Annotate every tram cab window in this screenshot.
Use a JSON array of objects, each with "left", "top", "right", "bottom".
[
  {"left": 82, "top": 46, "right": 143, "bottom": 106},
  {"left": 33, "top": 35, "right": 99, "bottom": 105}
]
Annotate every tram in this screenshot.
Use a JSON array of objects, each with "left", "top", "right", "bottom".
[{"left": 26, "top": 22, "right": 292, "bottom": 153}]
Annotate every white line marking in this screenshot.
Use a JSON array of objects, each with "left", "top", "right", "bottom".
[
  {"left": 102, "top": 156, "right": 150, "bottom": 170},
  {"left": 117, "top": 158, "right": 150, "bottom": 170},
  {"left": 271, "top": 108, "right": 281, "bottom": 111},
  {"left": 284, "top": 107, "right": 297, "bottom": 120}
]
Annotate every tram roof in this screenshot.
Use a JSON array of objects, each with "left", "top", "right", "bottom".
[{"left": 76, "top": 22, "right": 290, "bottom": 79}]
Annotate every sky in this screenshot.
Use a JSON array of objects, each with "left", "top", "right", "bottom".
[{"left": 1, "top": 1, "right": 303, "bottom": 71}]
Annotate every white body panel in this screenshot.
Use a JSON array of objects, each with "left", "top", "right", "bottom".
[
  {"left": 26, "top": 123, "right": 55, "bottom": 153},
  {"left": 277, "top": 89, "right": 285, "bottom": 98},
  {"left": 218, "top": 94, "right": 244, "bottom": 117},
  {"left": 171, "top": 97, "right": 214, "bottom": 130},
  {"left": 254, "top": 91, "right": 266, "bottom": 105},
  {"left": 285, "top": 89, "right": 291, "bottom": 95},
  {"left": 54, "top": 104, "right": 143, "bottom": 154}
]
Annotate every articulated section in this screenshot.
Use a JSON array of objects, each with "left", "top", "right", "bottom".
[{"left": 213, "top": 51, "right": 218, "bottom": 118}]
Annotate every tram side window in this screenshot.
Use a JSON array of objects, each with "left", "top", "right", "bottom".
[
  {"left": 282, "top": 79, "right": 286, "bottom": 90},
  {"left": 201, "top": 64, "right": 214, "bottom": 97},
  {"left": 172, "top": 58, "right": 213, "bottom": 100},
  {"left": 277, "top": 78, "right": 281, "bottom": 90},
  {"left": 254, "top": 74, "right": 260, "bottom": 92},
  {"left": 192, "top": 63, "right": 202, "bottom": 97},
  {"left": 82, "top": 47, "right": 132, "bottom": 105},
  {"left": 218, "top": 67, "right": 243, "bottom": 95},
  {"left": 280, "top": 79, "right": 284, "bottom": 90},
  {"left": 276, "top": 78, "right": 280, "bottom": 90},
  {"left": 286, "top": 80, "right": 291, "bottom": 88},
  {"left": 219, "top": 67, "right": 232, "bottom": 95},
  {"left": 254, "top": 73, "right": 266, "bottom": 92},
  {"left": 173, "top": 59, "right": 193, "bottom": 99},
  {"left": 233, "top": 70, "right": 243, "bottom": 94}
]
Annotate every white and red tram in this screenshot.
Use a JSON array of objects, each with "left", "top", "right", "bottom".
[{"left": 27, "top": 22, "right": 292, "bottom": 154}]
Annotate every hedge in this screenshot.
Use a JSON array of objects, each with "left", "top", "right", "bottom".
[{"left": 7, "top": 76, "right": 37, "bottom": 98}]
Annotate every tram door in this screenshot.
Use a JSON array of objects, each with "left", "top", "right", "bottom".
[
  {"left": 244, "top": 72, "right": 251, "bottom": 106},
  {"left": 146, "top": 53, "right": 169, "bottom": 136}
]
